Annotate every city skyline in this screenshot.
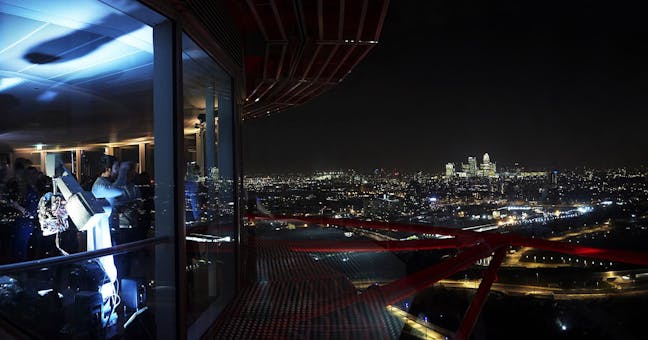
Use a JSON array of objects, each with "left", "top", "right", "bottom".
[{"left": 243, "top": 0, "right": 648, "bottom": 173}]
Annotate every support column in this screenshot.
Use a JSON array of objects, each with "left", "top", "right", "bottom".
[
  {"left": 217, "top": 85, "right": 233, "bottom": 203},
  {"left": 205, "top": 84, "right": 218, "bottom": 298},
  {"left": 215, "top": 81, "right": 234, "bottom": 300},
  {"left": 74, "top": 149, "right": 82, "bottom": 181},
  {"left": 39, "top": 151, "right": 46, "bottom": 173},
  {"left": 138, "top": 143, "right": 146, "bottom": 173},
  {"left": 195, "top": 130, "right": 204, "bottom": 175},
  {"left": 205, "top": 84, "right": 216, "bottom": 173},
  {"left": 455, "top": 247, "right": 507, "bottom": 340},
  {"left": 153, "top": 20, "right": 185, "bottom": 340}
]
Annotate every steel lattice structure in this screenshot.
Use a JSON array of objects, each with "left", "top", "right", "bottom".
[{"left": 246, "top": 215, "right": 648, "bottom": 339}]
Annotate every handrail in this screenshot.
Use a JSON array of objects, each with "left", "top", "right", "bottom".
[{"left": 0, "top": 236, "right": 169, "bottom": 275}]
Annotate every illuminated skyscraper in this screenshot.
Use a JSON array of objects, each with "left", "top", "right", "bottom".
[
  {"left": 479, "top": 152, "right": 497, "bottom": 177},
  {"left": 468, "top": 157, "right": 478, "bottom": 177},
  {"left": 445, "top": 163, "right": 455, "bottom": 178}
]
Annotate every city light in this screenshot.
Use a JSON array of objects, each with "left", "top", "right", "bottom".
[{"left": 243, "top": 163, "right": 647, "bottom": 338}]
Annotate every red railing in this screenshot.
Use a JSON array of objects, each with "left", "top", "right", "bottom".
[{"left": 247, "top": 214, "right": 648, "bottom": 339}]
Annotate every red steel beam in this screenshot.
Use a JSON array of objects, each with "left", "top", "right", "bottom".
[
  {"left": 502, "top": 234, "right": 648, "bottom": 266},
  {"left": 250, "top": 215, "right": 484, "bottom": 239},
  {"left": 245, "top": 0, "right": 268, "bottom": 40},
  {"left": 244, "top": 211, "right": 648, "bottom": 334},
  {"left": 269, "top": 0, "right": 287, "bottom": 40},
  {"left": 288, "top": 237, "right": 481, "bottom": 253},
  {"left": 374, "top": 0, "right": 390, "bottom": 41},
  {"left": 355, "top": 0, "right": 368, "bottom": 41},
  {"left": 248, "top": 215, "right": 648, "bottom": 266},
  {"left": 309, "top": 242, "right": 500, "bottom": 319},
  {"left": 390, "top": 245, "right": 497, "bottom": 299},
  {"left": 338, "top": 0, "right": 345, "bottom": 40},
  {"left": 287, "top": 44, "right": 340, "bottom": 102},
  {"left": 275, "top": 44, "right": 287, "bottom": 79},
  {"left": 317, "top": 0, "right": 324, "bottom": 40},
  {"left": 248, "top": 213, "right": 648, "bottom": 329},
  {"left": 273, "top": 44, "right": 322, "bottom": 103},
  {"left": 455, "top": 247, "right": 507, "bottom": 340}
]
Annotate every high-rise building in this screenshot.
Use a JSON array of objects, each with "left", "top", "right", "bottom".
[
  {"left": 449, "top": 153, "right": 498, "bottom": 178},
  {"left": 445, "top": 163, "right": 456, "bottom": 177},
  {"left": 468, "top": 156, "right": 478, "bottom": 177},
  {"left": 480, "top": 153, "right": 497, "bottom": 177}
]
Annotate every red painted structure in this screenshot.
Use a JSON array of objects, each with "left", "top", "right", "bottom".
[
  {"left": 225, "top": 0, "right": 390, "bottom": 119},
  {"left": 248, "top": 214, "right": 648, "bottom": 339}
]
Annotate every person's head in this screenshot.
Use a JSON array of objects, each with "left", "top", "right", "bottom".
[
  {"left": 14, "top": 157, "right": 32, "bottom": 176},
  {"left": 100, "top": 155, "right": 117, "bottom": 178},
  {"left": 26, "top": 166, "right": 38, "bottom": 186},
  {"left": 121, "top": 161, "right": 137, "bottom": 182},
  {"left": 112, "top": 160, "right": 121, "bottom": 179}
]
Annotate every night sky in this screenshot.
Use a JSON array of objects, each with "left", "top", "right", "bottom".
[{"left": 243, "top": 1, "right": 648, "bottom": 174}]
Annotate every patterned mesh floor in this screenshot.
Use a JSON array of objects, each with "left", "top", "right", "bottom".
[{"left": 205, "top": 237, "right": 405, "bottom": 339}]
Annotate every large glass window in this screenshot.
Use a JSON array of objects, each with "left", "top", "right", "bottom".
[
  {"left": 181, "top": 33, "right": 236, "bottom": 335},
  {"left": 0, "top": 0, "right": 170, "bottom": 337}
]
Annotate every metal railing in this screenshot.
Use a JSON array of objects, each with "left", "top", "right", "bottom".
[{"left": 0, "top": 236, "right": 168, "bottom": 275}]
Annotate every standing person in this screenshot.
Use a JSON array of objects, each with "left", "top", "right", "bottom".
[
  {"left": 89, "top": 155, "right": 126, "bottom": 284},
  {"left": 8, "top": 161, "right": 39, "bottom": 262},
  {"left": 113, "top": 161, "right": 140, "bottom": 241},
  {"left": 112, "top": 161, "right": 140, "bottom": 276},
  {"left": 91, "top": 155, "right": 127, "bottom": 243}
]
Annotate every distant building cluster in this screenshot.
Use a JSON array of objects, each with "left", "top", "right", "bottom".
[
  {"left": 245, "top": 166, "right": 648, "bottom": 227},
  {"left": 445, "top": 153, "right": 497, "bottom": 178}
]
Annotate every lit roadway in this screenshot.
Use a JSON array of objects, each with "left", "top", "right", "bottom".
[
  {"left": 385, "top": 304, "right": 452, "bottom": 340},
  {"left": 350, "top": 221, "right": 646, "bottom": 304},
  {"left": 435, "top": 279, "right": 648, "bottom": 300},
  {"left": 502, "top": 222, "right": 613, "bottom": 268},
  {"left": 349, "top": 227, "right": 397, "bottom": 241}
]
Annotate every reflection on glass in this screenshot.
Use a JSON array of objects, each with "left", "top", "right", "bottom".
[
  {"left": 182, "top": 33, "right": 235, "bottom": 332},
  {"left": 0, "top": 0, "right": 165, "bottom": 338},
  {"left": 0, "top": 0, "right": 156, "bottom": 265}
]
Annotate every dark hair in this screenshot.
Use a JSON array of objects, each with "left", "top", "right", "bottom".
[
  {"left": 14, "top": 157, "right": 32, "bottom": 171},
  {"left": 101, "top": 155, "right": 116, "bottom": 171}
]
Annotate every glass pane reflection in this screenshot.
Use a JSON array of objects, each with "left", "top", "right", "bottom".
[{"left": 182, "top": 33, "right": 236, "bottom": 331}]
